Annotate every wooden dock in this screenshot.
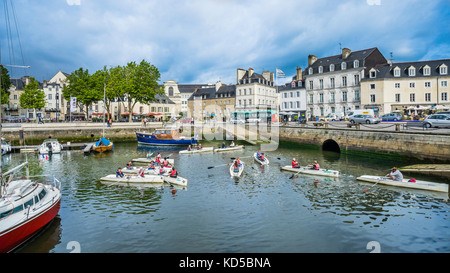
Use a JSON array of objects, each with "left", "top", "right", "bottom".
[{"left": 399, "top": 164, "right": 450, "bottom": 181}]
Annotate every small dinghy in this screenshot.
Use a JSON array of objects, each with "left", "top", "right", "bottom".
[
  {"left": 357, "top": 175, "right": 449, "bottom": 193},
  {"left": 229, "top": 160, "right": 245, "bottom": 177},
  {"left": 214, "top": 145, "right": 244, "bottom": 153},
  {"left": 281, "top": 166, "right": 340, "bottom": 178},
  {"left": 253, "top": 153, "right": 269, "bottom": 165},
  {"left": 121, "top": 166, "right": 172, "bottom": 176},
  {"left": 179, "top": 147, "right": 214, "bottom": 154},
  {"left": 163, "top": 176, "right": 188, "bottom": 187},
  {"left": 100, "top": 174, "right": 164, "bottom": 184},
  {"left": 132, "top": 158, "right": 174, "bottom": 165}
]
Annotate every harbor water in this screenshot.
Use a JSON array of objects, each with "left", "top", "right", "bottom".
[{"left": 5, "top": 141, "right": 449, "bottom": 253}]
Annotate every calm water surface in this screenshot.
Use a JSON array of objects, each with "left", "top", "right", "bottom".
[{"left": 5, "top": 141, "right": 449, "bottom": 253}]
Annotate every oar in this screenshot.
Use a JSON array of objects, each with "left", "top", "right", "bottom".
[
  {"left": 230, "top": 155, "right": 252, "bottom": 160},
  {"left": 289, "top": 166, "right": 306, "bottom": 179},
  {"left": 208, "top": 163, "right": 229, "bottom": 169},
  {"left": 363, "top": 177, "right": 387, "bottom": 192}
]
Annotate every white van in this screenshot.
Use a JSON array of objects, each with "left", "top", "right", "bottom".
[{"left": 346, "top": 109, "right": 375, "bottom": 119}]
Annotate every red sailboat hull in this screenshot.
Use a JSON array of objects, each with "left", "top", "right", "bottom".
[{"left": 0, "top": 199, "right": 61, "bottom": 253}]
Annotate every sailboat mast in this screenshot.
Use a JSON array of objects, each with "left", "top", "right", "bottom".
[{"left": 103, "top": 82, "right": 105, "bottom": 137}]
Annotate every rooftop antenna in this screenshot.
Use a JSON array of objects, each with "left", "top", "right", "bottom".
[{"left": 339, "top": 43, "right": 342, "bottom": 52}]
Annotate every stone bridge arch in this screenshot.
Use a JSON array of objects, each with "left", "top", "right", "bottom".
[{"left": 322, "top": 139, "right": 341, "bottom": 153}]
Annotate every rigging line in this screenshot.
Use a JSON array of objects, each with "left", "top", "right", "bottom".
[{"left": 10, "top": 0, "right": 27, "bottom": 72}]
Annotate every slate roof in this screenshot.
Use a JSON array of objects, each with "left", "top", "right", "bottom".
[
  {"left": 306, "top": 47, "right": 378, "bottom": 74},
  {"left": 365, "top": 59, "right": 450, "bottom": 79},
  {"left": 188, "top": 85, "right": 236, "bottom": 100}
]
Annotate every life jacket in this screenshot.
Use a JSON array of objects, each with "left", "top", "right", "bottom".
[
  {"left": 170, "top": 170, "right": 177, "bottom": 177},
  {"left": 148, "top": 164, "right": 155, "bottom": 170},
  {"left": 155, "top": 159, "right": 161, "bottom": 165},
  {"left": 163, "top": 160, "right": 169, "bottom": 167},
  {"left": 138, "top": 169, "right": 145, "bottom": 177},
  {"left": 159, "top": 168, "right": 165, "bottom": 175},
  {"left": 313, "top": 163, "right": 320, "bottom": 170},
  {"left": 408, "top": 178, "right": 416, "bottom": 183},
  {"left": 292, "top": 161, "right": 299, "bottom": 167}
]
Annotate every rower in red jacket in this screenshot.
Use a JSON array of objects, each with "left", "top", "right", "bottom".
[{"left": 292, "top": 158, "right": 300, "bottom": 169}]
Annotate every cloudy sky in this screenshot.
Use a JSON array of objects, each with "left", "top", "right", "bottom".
[{"left": 1, "top": 0, "right": 450, "bottom": 85}]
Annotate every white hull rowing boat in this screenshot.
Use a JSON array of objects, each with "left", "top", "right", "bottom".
[
  {"left": 253, "top": 153, "right": 269, "bottom": 165},
  {"left": 132, "top": 158, "right": 174, "bottom": 165},
  {"left": 357, "top": 175, "right": 449, "bottom": 193},
  {"left": 100, "top": 174, "right": 164, "bottom": 184},
  {"left": 281, "top": 165, "right": 340, "bottom": 178},
  {"left": 214, "top": 145, "right": 244, "bottom": 153},
  {"left": 164, "top": 176, "right": 188, "bottom": 187},
  {"left": 122, "top": 166, "right": 172, "bottom": 175},
  {"left": 229, "top": 161, "right": 245, "bottom": 177},
  {"left": 179, "top": 147, "right": 214, "bottom": 154}
]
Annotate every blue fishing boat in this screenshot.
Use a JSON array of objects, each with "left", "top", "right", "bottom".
[{"left": 136, "top": 129, "right": 198, "bottom": 146}]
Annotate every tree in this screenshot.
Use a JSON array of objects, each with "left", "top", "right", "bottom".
[
  {"left": 19, "top": 77, "right": 45, "bottom": 122},
  {"left": 116, "top": 60, "right": 164, "bottom": 122},
  {"left": 91, "top": 66, "right": 115, "bottom": 120},
  {"left": 62, "top": 67, "right": 102, "bottom": 120},
  {"left": 0, "top": 65, "right": 12, "bottom": 105}
]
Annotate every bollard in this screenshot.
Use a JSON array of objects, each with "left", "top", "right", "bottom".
[{"left": 395, "top": 124, "right": 400, "bottom": 132}]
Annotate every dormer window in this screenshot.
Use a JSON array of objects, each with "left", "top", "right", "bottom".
[
  {"left": 423, "top": 66, "right": 431, "bottom": 76},
  {"left": 369, "top": 68, "right": 376, "bottom": 78},
  {"left": 394, "top": 67, "right": 401, "bottom": 77},
  {"left": 319, "top": 66, "right": 323, "bottom": 74},
  {"left": 309, "top": 67, "right": 313, "bottom": 75},
  {"left": 440, "top": 65, "right": 448, "bottom": 75},
  {"left": 354, "top": 60, "right": 359, "bottom": 68},
  {"left": 341, "top": 62, "right": 347, "bottom": 70},
  {"left": 409, "top": 67, "right": 416, "bottom": 77}
]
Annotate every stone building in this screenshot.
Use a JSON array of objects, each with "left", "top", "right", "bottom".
[
  {"left": 278, "top": 66, "right": 307, "bottom": 121},
  {"left": 304, "top": 47, "right": 387, "bottom": 119},
  {"left": 361, "top": 59, "right": 450, "bottom": 115}
]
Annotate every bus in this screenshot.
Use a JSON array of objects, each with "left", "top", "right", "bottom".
[{"left": 230, "top": 110, "right": 278, "bottom": 124}]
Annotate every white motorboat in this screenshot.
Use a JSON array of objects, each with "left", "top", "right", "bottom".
[
  {"left": 254, "top": 153, "right": 269, "bottom": 165},
  {"left": 0, "top": 162, "right": 62, "bottom": 253},
  {"left": 281, "top": 165, "right": 340, "bottom": 178},
  {"left": 214, "top": 145, "right": 244, "bottom": 153},
  {"left": 229, "top": 161, "right": 244, "bottom": 177},
  {"left": 1, "top": 138, "right": 11, "bottom": 155},
  {"left": 357, "top": 175, "right": 449, "bottom": 193},
  {"left": 179, "top": 147, "right": 214, "bottom": 154},
  {"left": 39, "top": 139, "right": 63, "bottom": 155}
]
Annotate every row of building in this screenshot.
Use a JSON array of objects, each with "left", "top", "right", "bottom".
[{"left": 5, "top": 46, "right": 450, "bottom": 122}]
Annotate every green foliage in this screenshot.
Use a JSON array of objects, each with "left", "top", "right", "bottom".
[
  {"left": 0, "top": 65, "right": 12, "bottom": 104},
  {"left": 19, "top": 77, "right": 46, "bottom": 109}
]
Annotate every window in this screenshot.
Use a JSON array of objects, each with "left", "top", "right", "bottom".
[
  {"left": 319, "top": 93, "right": 324, "bottom": 103},
  {"left": 442, "top": 92, "right": 448, "bottom": 101},
  {"left": 370, "top": 84, "right": 376, "bottom": 90},
  {"left": 423, "top": 67, "right": 431, "bottom": 76},
  {"left": 425, "top": 82, "right": 431, "bottom": 88},
  {"left": 440, "top": 66, "right": 448, "bottom": 75},
  {"left": 168, "top": 87, "right": 174, "bottom": 96},
  {"left": 309, "top": 94, "right": 314, "bottom": 104},
  {"left": 354, "top": 75, "right": 360, "bottom": 85},
  {"left": 442, "top": 81, "right": 448, "bottom": 87},
  {"left": 354, "top": 60, "right": 359, "bottom": 68},
  {"left": 309, "top": 68, "right": 313, "bottom": 75},
  {"left": 341, "top": 62, "right": 347, "bottom": 70},
  {"left": 410, "top": 93, "right": 415, "bottom": 102},
  {"left": 395, "top": 83, "right": 400, "bottom": 88},
  {"left": 342, "top": 91, "right": 348, "bottom": 102},
  {"left": 342, "top": 76, "right": 347, "bottom": 87},
  {"left": 395, "top": 94, "right": 401, "bottom": 102},
  {"left": 319, "top": 79, "right": 323, "bottom": 89},
  {"left": 409, "top": 67, "right": 416, "bottom": 76},
  {"left": 354, "top": 90, "right": 360, "bottom": 101},
  {"left": 394, "top": 68, "right": 400, "bottom": 77},
  {"left": 370, "top": 94, "right": 376, "bottom": 103},
  {"left": 330, "top": 78, "right": 335, "bottom": 88},
  {"left": 370, "top": 69, "right": 377, "bottom": 78},
  {"left": 48, "top": 94, "right": 52, "bottom": 100},
  {"left": 309, "top": 80, "right": 314, "bottom": 90},
  {"left": 425, "top": 93, "right": 431, "bottom": 102},
  {"left": 319, "top": 66, "right": 323, "bottom": 73},
  {"left": 330, "top": 64, "right": 335, "bottom": 72},
  {"left": 330, "top": 93, "right": 335, "bottom": 103},
  {"left": 410, "top": 82, "right": 415, "bottom": 88}
]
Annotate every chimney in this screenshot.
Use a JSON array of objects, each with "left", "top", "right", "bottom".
[
  {"left": 237, "top": 68, "right": 246, "bottom": 84},
  {"left": 296, "top": 66, "right": 303, "bottom": 81},
  {"left": 308, "top": 55, "right": 317, "bottom": 66},
  {"left": 342, "top": 48, "right": 352, "bottom": 60},
  {"left": 215, "top": 81, "right": 222, "bottom": 91},
  {"left": 248, "top": 67, "right": 254, "bottom": 78}
]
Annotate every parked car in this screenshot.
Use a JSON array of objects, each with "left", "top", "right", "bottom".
[
  {"left": 320, "top": 113, "right": 342, "bottom": 122},
  {"left": 422, "top": 114, "right": 450, "bottom": 128},
  {"left": 349, "top": 114, "right": 380, "bottom": 124},
  {"left": 346, "top": 109, "right": 375, "bottom": 120},
  {"left": 229, "top": 118, "right": 245, "bottom": 124},
  {"left": 381, "top": 113, "right": 403, "bottom": 121}
]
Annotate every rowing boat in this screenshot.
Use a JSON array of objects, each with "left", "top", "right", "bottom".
[
  {"left": 214, "top": 145, "right": 244, "bottom": 153},
  {"left": 253, "top": 153, "right": 269, "bottom": 165},
  {"left": 100, "top": 174, "right": 164, "bottom": 184},
  {"left": 280, "top": 165, "right": 340, "bottom": 178},
  {"left": 163, "top": 176, "right": 188, "bottom": 187},
  {"left": 132, "top": 158, "right": 174, "bottom": 165},
  {"left": 121, "top": 166, "right": 172, "bottom": 175},
  {"left": 356, "top": 175, "right": 449, "bottom": 193},
  {"left": 229, "top": 161, "right": 245, "bottom": 177},
  {"left": 179, "top": 147, "right": 214, "bottom": 154}
]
